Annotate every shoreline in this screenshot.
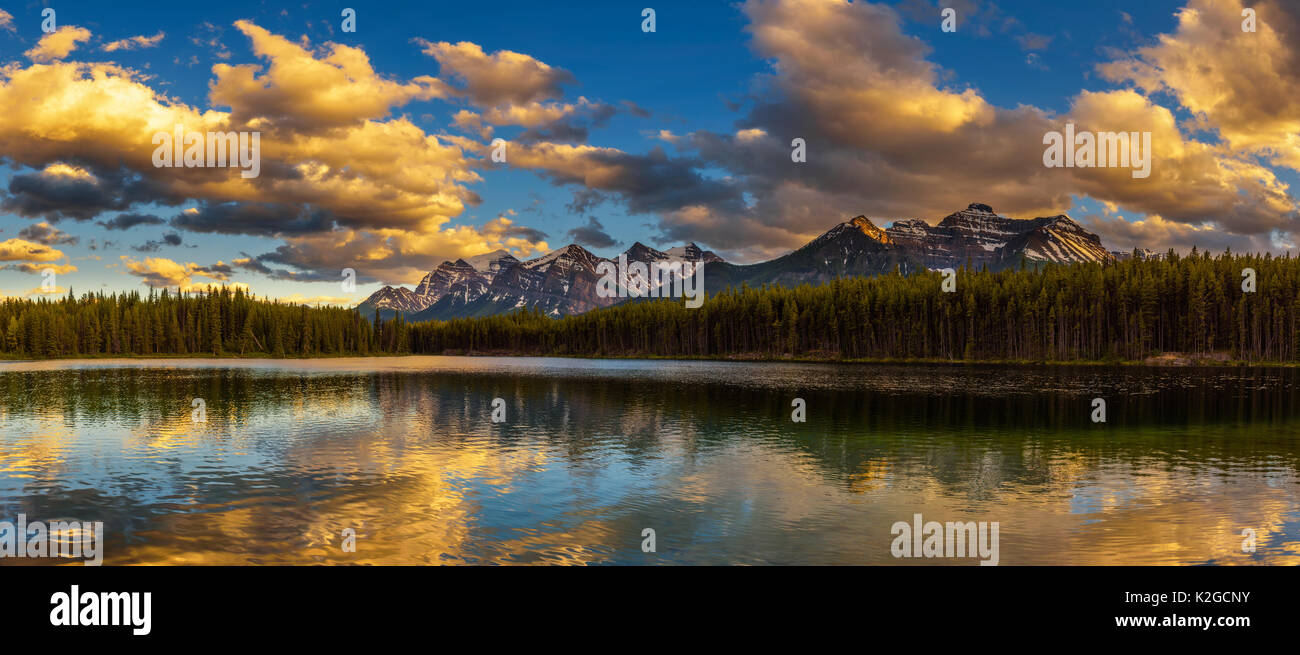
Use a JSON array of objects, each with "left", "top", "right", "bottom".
[{"left": 1, "top": 352, "right": 1294, "bottom": 368}]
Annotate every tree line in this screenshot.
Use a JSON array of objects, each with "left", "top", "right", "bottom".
[
  {"left": 407, "top": 250, "right": 1300, "bottom": 363},
  {"left": 0, "top": 287, "right": 410, "bottom": 358},
  {"left": 3, "top": 250, "right": 1298, "bottom": 363}
]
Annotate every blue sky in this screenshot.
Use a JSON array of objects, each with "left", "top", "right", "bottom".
[{"left": 0, "top": 0, "right": 1296, "bottom": 304}]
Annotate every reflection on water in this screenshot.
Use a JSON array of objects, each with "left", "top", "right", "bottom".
[{"left": 1, "top": 357, "right": 1298, "bottom": 565}]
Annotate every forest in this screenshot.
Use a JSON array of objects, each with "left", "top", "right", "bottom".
[
  {"left": 0, "top": 287, "right": 407, "bottom": 358},
  {"left": 2, "top": 249, "right": 1298, "bottom": 363},
  {"left": 407, "top": 249, "right": 1300, "bottom": 363}
]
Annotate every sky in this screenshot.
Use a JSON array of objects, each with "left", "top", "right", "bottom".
[{"left": 0, "top": 0, "right": 1298, "bottom": 305}]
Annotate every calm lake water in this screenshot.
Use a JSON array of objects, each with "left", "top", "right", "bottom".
[{"left": 1, "top": 356, "right": 1298, "bottom": 565}]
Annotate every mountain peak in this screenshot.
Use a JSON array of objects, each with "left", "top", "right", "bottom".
[
  {"left": 462, "top": 249, "right": 520, "bottom": 276},
  {"left": 664, "top": 242, "right": 725, "bottom": 264},
  {"left": 357, "top": 285, "right": 420, "bottom": 313},
  {"left": 524, "top": 243, "right": 601, "bottom": 272},
  {"left": 624, "top": 241, "right": 668, "bottom": 261},
  {"left": 849, "top": 215, "right": 892, "bottom": 244},
  {"left": 967, "top": 203, "right": 995, "bottom": 214}
]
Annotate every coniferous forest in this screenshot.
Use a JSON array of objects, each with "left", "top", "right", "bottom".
[
  {"left": 0, "top": 287, "right": 407, "bottom": 358},
  {"left": 408, "top": 250, "right": 1300, "bottom": 363},
  {"left": 3, "top": 250, "right": 1299, "bottom": 363}
]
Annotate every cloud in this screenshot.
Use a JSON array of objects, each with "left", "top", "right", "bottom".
[
  {"left": 1065, "top": 88, "right": 1297, "bottom": 237},
  {"left": 0, "top": 22, "right": 552, "bottom": 280},
  {"left": 1, "top": 163, "right": 174, "bottom": 221},
  {"left": 211, "top": 21, "right": 448, "bottom": 131},
  {"left": 507, "top": 141, "right": 744, "bottom": 216},
  {"left": 566, "top": 188, "right": 609, "bottom": 216},
  {"left": 169, "top": 203, "right": 335, "bottom": 237},
  {"left": 250, "top": 213, "right": 554, "bottom": 284},
  {"left": 98, "top": 212, "right": 166, "bottom": 230},
  {"left": 1082, "top": 212, "right": 1272, "bottom": 254},
  {"left": 17, "top": 222, "right": 79, "bottom": 246},
  {"left": 419, "top": 40, "right": 615, "bottom": 144},
  {"left": 132, "top": 232, "right": 184, "bottom": 252},
  {"left": 0, "top": 238, "right": 75, "bottom": 274},
  {"left": 20, "top": 285, "right": 68, "bottom": 297},
  {"left": 5, "top": 262, "right": 78, "bottom": 275},
  {"left": 25, "top": 26, "right": 92, "bottom": 63},
  {"left": 482, "top": 213, "right": 549, "bottom": 243},
  {"left": 0, "top": 238, "right": 67, "bottom": 263},
  {"left": 0, "top": 10, "right": 14, "bottom": 34},
  {"left": 416, "top": 40, "right": 573, "bottom": 107},
  {"left": 231, "top": 254, "right": 270, "bottom": 273},
  {"left": 565, "top": 216, "right": 619, "bottom": 249},
  {"left": 456, "top": 97, "right": 618, "bottom": 144},
  {"left": 119, "top": 255, "right": 241, "bottom": 291},
  {"left": 1099, "top": 0, "right": 1300, "bottom": 172},
  {"left": 102, "top": 31, "right": 165, "bottom": 52},
  {"left": 1016, "top": 33, "right": 1054, "bottom": 50},
  {"left": 190, "top": 21, "right": 232, "bottom": 61}
]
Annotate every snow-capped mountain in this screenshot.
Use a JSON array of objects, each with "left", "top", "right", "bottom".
[
  {"left": 360, "top": 286, "right": 423, "bottom": 313},
  {"left": 412, "top": 259, "right": 486, "bottom": 306},
  {"left": 691, "top": 203, "right": 1116, "bottom": 293},
  {"left": 357, "top": 203, "right": 1122, "bottom": 321},
  {"left": 462, "top": 249, "right": 521, "bottom": 276},
  {"left": 1110, "top": 248, "right": 1162, "bottom": 261},
  {"left": 664, "top": 243, "right": 724, "bottom": 264},
  {"left": 884, "top": 203, "right": 1112, "bottom": 269},
  {"left": 616, "top": 241, "right": 717, "bottom": 297},
  {"left": 357, "top": 240, "right": 723, "bottom": 321}
]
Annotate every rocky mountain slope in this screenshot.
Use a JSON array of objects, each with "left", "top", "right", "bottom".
[
  {"left": 358, "top": 203, "right": 1117, "bottom": 321},
  {"left": 884, "top": 203, "right": 1111, "bottom": 269},
  {"left": 360, "top": 242, "right": 720, "bottom": 321}
]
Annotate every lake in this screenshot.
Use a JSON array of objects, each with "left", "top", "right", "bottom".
[{"left": 1, "top": 356, "right": 1297, "bottom": 565}]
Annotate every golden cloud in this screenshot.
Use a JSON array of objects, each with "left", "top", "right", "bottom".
[
  {"left": 211, "top": 21, "right": 448, "bottom": 131},
  {"left": 119, "top": 255, "right": 242, "bottom": 291},
  {"left": 0, "top": 238, "right": 66, "bottom": 262},
  {"left": 416, "top": 39, "right": 572, "bottom": 107},
  {"left": 1066, "top": 89, "right": 1297, "bottom": 235},
  {"left": 25, "top": 26, "right": 92, "bottom": 63},
  {"left": 15, "top": 262, "right": 77, "bottom": 274},
  {"left": 0, "top": 21, "right": 553, "bottom": 283},
  {"left": 23, "top": 285, "right": 68, "bottom": 296},
  {"left": 1100, "top": 0, "right": 1300, "bottom": 172},
  {"left": 1, "top": 27, "right": 479, "bottom": 234},
  {"left": 102, "top": 31, "right": 165, "bottom": 53}
]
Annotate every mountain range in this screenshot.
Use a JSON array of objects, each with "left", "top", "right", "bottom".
[{"left": 359, "top": 203, "right": 1146, "bottom": 321}]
